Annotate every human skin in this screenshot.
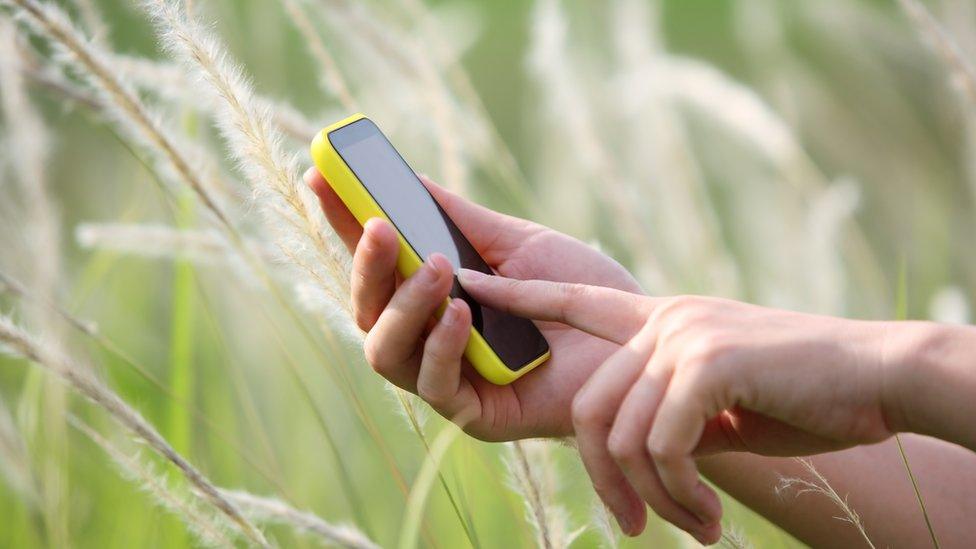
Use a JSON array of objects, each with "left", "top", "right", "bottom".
[{"left": 306, "top": 168, "right": 976, "bottom": 546}]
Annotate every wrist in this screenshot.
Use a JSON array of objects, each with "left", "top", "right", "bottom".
[
  {"left": 880, "top": 321, "right": 976, "bottom": 448},
  {"left": 877, "top": 321, "right": 932, "bottom": 435}
]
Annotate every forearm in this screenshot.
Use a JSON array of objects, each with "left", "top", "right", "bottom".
[
  {"left": 885, "top": 322, "right": 976, "bottom": 451},
  {"left": 698, "top": 434, "right": 976, "bottom": 547}
]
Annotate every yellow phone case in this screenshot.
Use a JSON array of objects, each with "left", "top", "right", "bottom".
[{"left": 310, "top": 113, "right": 550, "bottom": 385}]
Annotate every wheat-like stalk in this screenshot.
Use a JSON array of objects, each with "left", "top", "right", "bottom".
[
  {"left": 505, "top": 440, "right": 583, "bottom": 549},
  {"left": 141, "top": 0, "right": 351, "bottom": 310},
  {"left": 0, "top": 19, "right": 60, "bottom": 307},
  {"left": 279, "top": 0, "right": 356, "bottom": 111},
  {"left": 70, "top": 417, "right": 237, "bottom": 548},
  {"left": 0, "top": 315, "right": 271, "bottom": 547},
  {"left": 109, "top": 53, "right": 319, "bottom": 142},
  {"left": 5, "top": 0, "right": 233, "bottom": 230},
  {"left": 66, "top": 0, "right": 106, "bottom": 43},
  {"left": 221, "top": 489, "right": 379, "bottom": 549},
  {"left": 898, "top": 0, "right": 976, "bottom": 107},
  {"left": 720, "top": 525, "right": 753, "bottom": 549},
  {"left": 777, "top": 458, "right": 875, "bottom": 549}
]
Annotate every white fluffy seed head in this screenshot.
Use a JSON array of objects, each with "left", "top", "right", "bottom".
[
  {"left": 504, "top": 440, "right": 583, "bottom": 549},
  {"left": 141, "top": 0, "right": 352, "bottom": 317}
]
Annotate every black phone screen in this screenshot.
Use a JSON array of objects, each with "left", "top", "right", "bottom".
[{"left": 329, "top": 118, "right": 549, "bottom": 371}]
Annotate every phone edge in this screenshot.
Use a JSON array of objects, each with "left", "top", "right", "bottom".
[{"left": 310, "top": 114, "right": 550, "bottom": 385}]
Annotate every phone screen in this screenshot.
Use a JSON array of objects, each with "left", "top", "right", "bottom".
[{"left": 329, "top": 118, "right": 549, "bottom": 371}]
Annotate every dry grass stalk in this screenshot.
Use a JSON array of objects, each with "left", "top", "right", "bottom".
[
  {"left": 279, "top": 0, "right": 356, "bottom": 111},
  {"left": 0, "top": 19, "right": 60, "bottom": 303},
  {"left": 720, "top": 525, "right": 753, "bottom": 549},
  {"left": 69, "top": 417, "right": 237, "bottom": 548},
  {"left": 505, "top": 440, "right": 582, "bottom": 549},
  {"left": 220, "top": 489, "right": 379, "bottom": 549},
  {"left": 0, "top": 316, "right": 271, "bottom": 547},
  {"left": 5, "top": 0, "right": 233, "bottom": 231},
  {"left": 777, "top": 458, "right": 875, "bottom": 549},
  {"left": 898, "top": 0, "right": 976, "bottom": 106},
  {"left": 67, "top": 0, "right": 107, "bottom": 43},
  {"left": 109, "top": 54, "right": 319, "bottom": 142},
  {"left": 141, "top": 0, "right": 351, "bottom": 310},
  {"left": 528, "top": 0, "right": 662, "bottom": 279},
  {"left": 74, "top": 221, "right": 277, "bottom": 276}
]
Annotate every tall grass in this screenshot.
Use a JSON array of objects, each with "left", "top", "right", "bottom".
[{"left": 0, "top": 0, "right": 970, "bottom": 546}]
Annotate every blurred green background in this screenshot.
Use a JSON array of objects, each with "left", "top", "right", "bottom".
[{"left": 1, "top": 0, "right": 973, "bottom": 547}]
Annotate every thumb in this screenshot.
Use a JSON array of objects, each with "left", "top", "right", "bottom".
[{"left": 457, "top": 270, "right": 654, "bottom": 344}]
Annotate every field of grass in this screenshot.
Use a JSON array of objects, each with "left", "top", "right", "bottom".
[{"left": 0, "top": 0, "right": 972, "bottom": 547}]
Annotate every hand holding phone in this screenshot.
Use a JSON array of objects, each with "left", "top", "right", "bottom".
[{"left": 311, "top": 114, "right": 550, "bottom": 384}]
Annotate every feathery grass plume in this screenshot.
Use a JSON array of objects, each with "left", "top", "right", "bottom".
[
  {"left": 77, "top": 222, "right": 236, "bottom": 262},
  {"left": 0, "top": 271, "right": 97, "bottom": 337},
  {"left": 504, "top": 440, "right": 583, "bottom": 549},
  {"left": 69, "top": 417, "right": 237, "bottom": 548},
  {"left": 776, "top": 458, "right": 875, "bottom": 549},
  {"left": 315, "top": 0, "right": 469, "bottom": 193},
  {"left": 109, "top": 54, "right": 319, "bottom": 142},
  {"left": 0, "top": 19, "right": 60, "bottom": 302},
  {"left": 278, "top": 0, "right": 356, "bottom": 111},
  {"left": 609, "top": 0, "right": 738, "bottom": 296},
  {"left": 654, "top": 54, "right": 798, "bottom": 167},
  {"left": 898, "top": 0, "right": 976, "bottom": 106},
  {"left": 928, "top": 286, "right": 971, "bottom": 325},
  {"left": 0, "top": 392, "right": 37, "bottom": 506},
  {"left": 67, "top": 0, "right": 107, "bottom": 43},
  {"left": 528, "top": 0, "right": 663, "bottom": 283},
  {"left": 720, "top": 524, "right": 753, "bottom": 549},
  {"left": 2, "top": 267, "right": 301, "bottom": 502},
  {"left": 0, "top": 18, "right": 73, "bottom": 546},
  {"left": 0, "top": 315, "right": 271, "bottom": 547},
  {"left": 141, "top": 0, "right": 350, "bottom": 311},
  {"left": 221, "top": 489, "right": 378, "bottom": 549},
  {"left": 75, "top": 221, "right": 274, "bottom": 283},
  {"left": 645, "top": 49, "right": 888, "bottom": 311},
  {"left": 5, "top": 0, "right": 233, "bottom": 231}
]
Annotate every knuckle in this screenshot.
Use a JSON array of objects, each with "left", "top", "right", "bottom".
[
  {"left": 647, "top": 436, "right": 680, "bottom": 466},
  {"left": 606, "top": 430, "right": 643, "bottom": 465},
  {"left": 416, "top": 381, "right": 445, "bottom": 408},
  {"left": 571, "top": 391, "right": 603, "bottom": 431},
  {"left": 363, "top": 335, "right": 392, "bottom": 376},
  {"left": 555, "top": 283, "right": 588, "bottom": 319},
  {"left": 685, "top": 334, "right": 731, "bottom": 367}
]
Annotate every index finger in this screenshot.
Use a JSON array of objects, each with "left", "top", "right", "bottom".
[{"left": 457, "top": 270, "right": 657, "bottom": 344}]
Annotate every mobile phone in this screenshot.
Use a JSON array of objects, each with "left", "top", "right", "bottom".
[{"left": 310, "top": 114, "right": 551, "bottom": 385}]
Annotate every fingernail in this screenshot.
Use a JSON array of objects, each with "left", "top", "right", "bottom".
[
  {"left": 421, "top": 254, "right": 443, "bottom": 282},
  {"left": 457, "top": 268, "right": 486, "bottom": 285},
  {"left": 363, "top": 217, "right": 384, "bottom": 234},
  {"left": 303, "top": 166, "right": 318, "bottom": 185},
  {"left": 442, "top": 300, "right": 459, "bottom": 326}
]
